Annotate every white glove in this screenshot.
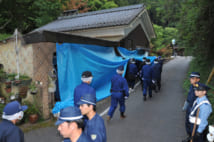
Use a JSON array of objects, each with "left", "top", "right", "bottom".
[
  {"left": 124, "top": 96, "right": 128, "bottom": 100},
  {"left": 207, "top": 133, "right": 214, "bottom": 142},
  {"left": 182, "top": 101, "right": 189, "bottom": 111},
  {"left": 141, "top": 78, "right": 144, "bottom": 80},
  {"left": 152, "top": 80, "right": 155, "bottom": 84}
]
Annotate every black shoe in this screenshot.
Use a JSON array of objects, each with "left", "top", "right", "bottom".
[
  {"left": 120, "top": 115, "right": 126, "bottom": 119},
  {"left": 182, "top": 137, "right": 191, "bottom": 142},
  {"left": 149, "top": 95, "right": 152, "bottom": 98},
  {"left": 143, "top": 96, "right": 146, "bottom": 101},
  {"left": 120, "top": 112, "right": 126, "bottom": 119}
]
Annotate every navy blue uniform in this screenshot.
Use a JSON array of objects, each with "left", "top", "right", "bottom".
[
  {"left": 85, "top": 113, "right": 106, "bottom": 142},
  {"left": 0, "top": 119, "right": 24, "bottom": 142},
  {"left": 74, "top": 82, "right": 96, "bottom": 107},
  {"left": 64, "top": 134, "right": 92, "bottom": 142},
  {"left": 152, "top": 63, "right": 161, "bottom": 91},
  {"left": 126, "top": 63, "right": 138, "bottom": 89},
  {"left": 76, "top": 133, "right": 92, "bottom": 142},
  {"left": 141, "top": 64, "right": 153, "bottom": 97},
  {"left": 185, "top": 84, "right": 197, "bottom": 135},
  {"left": 108, "top": 74, "right": 129, "bottom": 118}
]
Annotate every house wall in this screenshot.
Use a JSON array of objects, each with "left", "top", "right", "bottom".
[
  {"left": 0, "top": 39, "right": 33, "bottom": 77},
  {"left": 67, "top": 26, "right": 126, "bottom": 41}
]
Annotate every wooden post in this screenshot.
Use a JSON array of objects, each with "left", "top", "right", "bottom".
[
  {"left": 190, "top": 108, "right": 200, "bottom": 142},
  {"left": 206, "top": 67, "right": 214, "bottom": 85}
]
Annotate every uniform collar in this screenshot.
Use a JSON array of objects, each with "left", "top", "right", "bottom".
[
  {"left": 82, "top": 82, "right": 90, "bottom": 85},
  {"left": 2, "top": 119, "right": 14, "bottom": 125},
  {"left": 197, "top": 95, "right": 207, "bottom": 104}
]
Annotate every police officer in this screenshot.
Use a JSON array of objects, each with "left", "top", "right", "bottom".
[
  {"left": 151, "top": 58, "right": 162, "bottom": 92},
  {"left": 74, "top": 71, "right": 96, "bottom": 107},
  {"left": 0, "top": 101, "right": 28, "bottom": 142},
  {"left": 158, "top": 56, "right": 164, "bottom": 88},
  {"left": 126, "top": 58, "right": 138, "bottom": 92},
  {"left": 137, "top": 57, "right": 147, "bottom": 87},
  {"left": 182, "top": 72, "right": 201, "bottom": 142},
  {"left": 55, "top": 106, "right": 92, "bottom": 142},
  {"left": 189, "top": 83, "right": 212, "bottom": 142},
  {"left": 78, "top": 94, "right": 106, "bottom": 142},
  {"left": 141, "top": 59, "right": 153, "bottom": 101},
  {"left": 107, "top": 65, "right": 129, "bottom": 120}
]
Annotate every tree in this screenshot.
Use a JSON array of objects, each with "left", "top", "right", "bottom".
[
  {"left": 141, "top": 0, "right": 181, "bottom": 27},
  {"left": 62, "top": 0, "right": 90, "bottom": 13},
  {"left": 88, "top": 0, "right": 118, "bottom": 11},
  {"left": 0, "top": 0, "right": 67, "bottom": 34}
]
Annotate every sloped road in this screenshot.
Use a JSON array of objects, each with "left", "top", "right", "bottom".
[{"left": 105, "top": 56, "right": 192, "bottom": 142}]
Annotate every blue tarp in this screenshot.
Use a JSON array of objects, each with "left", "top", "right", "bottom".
[
  {"left": 52, "top": 43, "right": 155, "bottom": 113},
  {"left": 118, "top": 47, "right": 156, "bottom": 62}
]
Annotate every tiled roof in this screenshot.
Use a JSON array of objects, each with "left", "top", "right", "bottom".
[{"left": 34, "top": 4, "right": 145, "bottom": 32}]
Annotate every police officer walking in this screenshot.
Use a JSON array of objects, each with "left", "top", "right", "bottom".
[
  {"left": 74, "top": 71, "right": 96, "bottom": 107},
  {"left": 55, "top": 106, "right": 92, "bottom": 142},
  {"left": 141, "top": 59, "right": 153, "bottom": 101},
  {"left": 182, "top": 72, "right": 201, "bottom": 142},
  {"left": 137, "top": 57, "right": 146, "bottom": 88},
  {"left": 126, "top": 58, "right": 138, "bottom": 92},
  {"left": 107, "top": 66, "right": 129, "bottom": 120},
  {"left": 78, "top": 94, "right": 106, "bottom": 142},
  {"left": 151, "top": 58, "right": 162, "bottom": 92},
  {"left": 0, "top": 101, "right": 28, "bottom": 142},
  {"left": 188, "top": 83, "right": 212, "bottom": 142}
]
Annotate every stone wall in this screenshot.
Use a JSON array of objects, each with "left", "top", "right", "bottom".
[{"left": 0, "top": 39, "right": 33, "bottom": 77}]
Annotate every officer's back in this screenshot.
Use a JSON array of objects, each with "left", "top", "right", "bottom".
[{"left": 141, "top": 59, "right": 152, "bottom": 80}]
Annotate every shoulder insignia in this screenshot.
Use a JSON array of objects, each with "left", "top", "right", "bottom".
[{"left": 91, "top": 134, "right": 97, "bottom": 140}]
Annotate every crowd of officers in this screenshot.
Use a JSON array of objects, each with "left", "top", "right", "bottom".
[
  {"left": 126, "top": 56, "right": 163, "bottom": 100},
  {"left": 0, "top": 56, "right": 212, "bottom": 142}
]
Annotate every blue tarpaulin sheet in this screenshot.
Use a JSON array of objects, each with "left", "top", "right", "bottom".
[{"left": 52, "top": 43, "right": 155, "bottom": 113}]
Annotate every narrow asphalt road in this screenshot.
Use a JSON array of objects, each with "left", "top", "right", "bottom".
[{"left": 25, "top": 56, "right": 192, "bottom": 142}]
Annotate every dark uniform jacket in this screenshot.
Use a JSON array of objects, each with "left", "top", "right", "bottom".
[
  {"left": 0, "top": 119, "right": 24, "bottom": 142},
  {"left": 74, "top": 82, "right": 96, "bottom": 107},
  {"left": 84, "top": 113, "right": 106, "bottom": 142}
]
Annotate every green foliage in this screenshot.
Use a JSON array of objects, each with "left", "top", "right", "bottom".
[
  {"left": 19, "top": 75, "right": 31, "bottom": 80},
  {"left": 0, "top": 33, "right": 11, "bottom": 41},
  {"left": 29, "top": 82, "right": 37, "bottom": 92},
  {"left": 0, "top": 103, "right": 5, "bottom": 118},
  {"left": 151, "top": 24, "right": 178, "bottom": 50},
  {"left": 30, "top": 0, "right": 63, "bottom": 27},
  {"left": 88, "top": 0, "right": 118, "bottom": 11},
  {"left": 0, "top": 0, "right": 67, "bottom": 34},
  {"left": 23, "top": 101, "right": 41, "bottom": 115},
  {"left": 139, "top": 0, "right": 182, "bottom": 27},
  {"left": 113, "top": 0, "right": 129, "bottom": 7},
  {"left": 177, "top": 0, "right": 214, "bottom": 60}
]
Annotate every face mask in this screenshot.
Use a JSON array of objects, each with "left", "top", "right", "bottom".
[{"left": 18, "top": 111, "right": 24, "bottom": 120}]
